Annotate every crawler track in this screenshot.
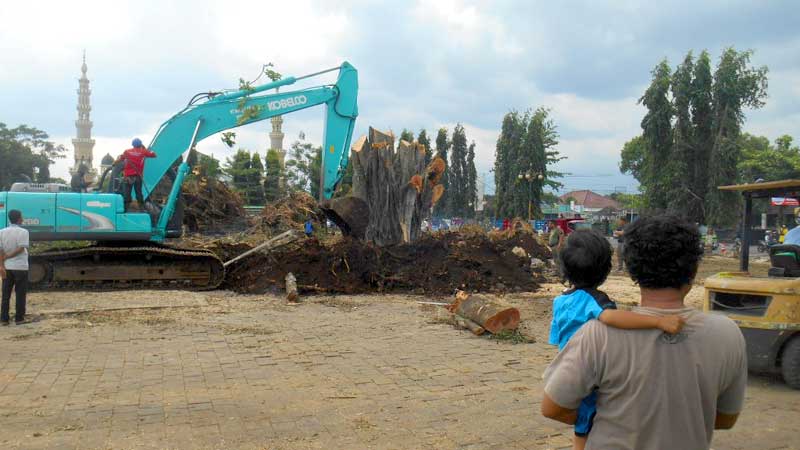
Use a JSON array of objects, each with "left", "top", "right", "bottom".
[{"left": 29, "top": 244, "right": 224, "bottom": 291}]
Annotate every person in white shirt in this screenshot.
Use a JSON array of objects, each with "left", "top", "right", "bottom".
[{"left": 1, "top": 209, "right": 30, "bottom": 325}]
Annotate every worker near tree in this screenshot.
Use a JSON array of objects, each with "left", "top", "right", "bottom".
[
  {"left": 116, "top": 138, "right": 156, "bottom": 211},
  {"left": 542, "top": 215, "right": 746, "bottom": 450},
  {"left": 548, "top": 220, "right": 564, "bottom": 250},
  {"left": 779, "top": 224, "right": 789, "bottom": 244},
  {"left": 613, "top": 217, "right": 628, "bottom": 272},
  {"left": 0, "top": 210, "right": 30, "bottom": 325},
  {"left": 70, "top": 164, "right": 90, "bottom": 193},
  {"left": 304, "top": 217, "right": 314, "bottom": 237}
]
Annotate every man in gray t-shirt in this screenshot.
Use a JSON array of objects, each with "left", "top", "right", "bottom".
[
  {"left": 541, "top": 215, "right": 747, "bottom": 450},
  {"left": 1, "top": 209, "right": 30, "bottom": 325}
]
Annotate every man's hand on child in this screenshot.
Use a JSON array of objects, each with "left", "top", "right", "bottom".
[{"left": 657, "top": 315, "right": 686, "bottom": 335}]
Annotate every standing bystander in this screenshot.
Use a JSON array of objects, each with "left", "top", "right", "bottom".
[
  {"left": 0, "top": 210, "right": 30, "bottom": 325},
  {"left": 613, "top": 217, "right": 628, "bottom": 272}
]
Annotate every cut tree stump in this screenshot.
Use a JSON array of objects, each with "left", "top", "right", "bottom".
[
  {"left": 450, "top": 293, "right": 520, "bottom": 334},
  {"left": 347, "top": 127, "right": 446, "bottom": 247}
]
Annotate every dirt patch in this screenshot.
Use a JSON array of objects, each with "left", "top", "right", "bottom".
[{"left": 224, "top": 230, "right": 550, "bottom": 296}]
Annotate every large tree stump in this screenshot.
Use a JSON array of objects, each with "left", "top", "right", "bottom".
[
  {"left": 349, "top": 127, "right": 446, "bottom": 246},
  {"left": 449, "top": 293, "right": 520, "bottom": 334}
]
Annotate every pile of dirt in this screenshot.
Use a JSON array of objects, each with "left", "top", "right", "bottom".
[
  {"left": 181, "top": 178, "right": 249, "bottom": 233},
  {"left": 256, "top": 191, "right": 325, "bottom": 234},
  {"left": 224, "top": 229, "right": 550, "bottom": 296}
]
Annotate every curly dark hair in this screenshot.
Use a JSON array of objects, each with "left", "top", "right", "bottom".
[
  {"left": 623, "top": 215, "right": 703, "bottom": 289},
  {"left": 558, "top": 230, "right": 613, "bottom": 289}
]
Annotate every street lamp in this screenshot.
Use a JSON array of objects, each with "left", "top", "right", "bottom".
[{"left": 517, "top": 170, "right": 544, "bottom": 221}]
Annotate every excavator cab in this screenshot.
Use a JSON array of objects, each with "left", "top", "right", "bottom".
[{"left": 703, "top": 180, "right": 800, "bottom": 389}]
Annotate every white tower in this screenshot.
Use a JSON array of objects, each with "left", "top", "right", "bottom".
[
  {"left": 269, "top": 115, "right": 286, "bottom": 167},
  {"left": 70, "top": 51, "right": 97, "bottom": 180}
]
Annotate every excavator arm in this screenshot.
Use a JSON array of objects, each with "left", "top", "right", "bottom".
[{"left": 138, "top": 62, "right": 358, "bottom": 236}]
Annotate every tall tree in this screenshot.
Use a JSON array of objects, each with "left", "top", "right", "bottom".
[
  {"left": 519, "top": 108, "right": 563, "bottom": 218},
  {"left": 639, "top": 59, "right": 674, "bottom": 211},
  {"left": 285, "top": 134, "right": 323, "bottom": 200},
  {"left": 399, "top": 128, "right": 415, "bottom": 145},
  {"left": 466, "top": 141, "right": 478, "bottom": 218},
  {"left": 433, "top": 127, "right": 451, "bottom": 217},
  {"left": 449, "top": 123, "right": 468, "bottom": 216},
  {"left": 0, "top": 123, "right": 66, "bottom": 189},
  {"left": 417, "top": 129, "right": 432, "bottom": 165},
  {"left": 619, "top": 135, "right": 646, "bottom": 181},
  {"left": 263, "top": 149, "right": 284, "bottom": 202},
  {"left": 225, "top": 149, "right": 254, "bottom": 203},
  {"left": 494, "top": 111, "right": 523, "bottom": 218},
  {"left": 738, "top": 134, "right": 800, "bottom": 183},
  {"left": 706, "top": 48, "right": 768, "bottom": 226},
  {"left": 494, "top": 109, "right": 563, "bottom": 219},
  {"left": 669, "top": 52, "right": 697, "bottom": 218},
  {"left": 690, "top": 50, "right": 714, "bottom": 223},
  {"left": 249, "top": 153, "right": 266, "bottom": 205}
]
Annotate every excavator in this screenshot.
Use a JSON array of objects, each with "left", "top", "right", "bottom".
[{"left": 0, "top": 62, "right": 359, "bottom": 290}]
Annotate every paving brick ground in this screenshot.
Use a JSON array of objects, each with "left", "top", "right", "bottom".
[{"left": 0, "top": 289, "right": 798, "bottom": 449}]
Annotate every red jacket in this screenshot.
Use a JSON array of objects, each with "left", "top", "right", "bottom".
[{"left": 119, "top": 147, "right": 156, "bottom": 177}]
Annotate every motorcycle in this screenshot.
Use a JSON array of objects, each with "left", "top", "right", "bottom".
[{"left": 757, "top": 230, "right": 779, "bottom": 253}]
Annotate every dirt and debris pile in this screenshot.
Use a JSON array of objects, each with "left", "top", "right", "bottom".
[
  {"left": 256, "top": 191, "right": 325, "bottom": 235},
  {"left": 224, "top": 228, "right": 550, "bottom": 295},
  {"left": 181, "top": 178, "right": 248, "bottom": 233}
]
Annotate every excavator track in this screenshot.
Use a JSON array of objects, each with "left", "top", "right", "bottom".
[{"left": 29, "top": 244, "right": 224, "bottom": 291}]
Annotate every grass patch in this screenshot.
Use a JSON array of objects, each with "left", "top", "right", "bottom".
[{"left": 490, "top": 329, "right": 535, "bottom": 344}]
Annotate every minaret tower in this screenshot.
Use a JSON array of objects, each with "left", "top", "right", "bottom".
[
  {"left": 70, "top": 50, "right": 97, "bottom": 180},
  {"left": 269, "top": 116, "right": 286, "bottom": 168}
]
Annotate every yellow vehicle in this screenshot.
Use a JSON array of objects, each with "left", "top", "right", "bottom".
[{"left": 704, "top": 180, "right": 800, "bottom": 389}]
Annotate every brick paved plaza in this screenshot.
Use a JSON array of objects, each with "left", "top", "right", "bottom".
[{"left": 0, "top": 288, "right": 797, "bottom": 449}]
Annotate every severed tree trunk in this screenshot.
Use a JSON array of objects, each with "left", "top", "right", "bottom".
[
  {"left": 449, "top": 293, "right": 520, "bottom": 334},
  {"left": 347, "top": 127, "right": 446, "bottom": 247}
]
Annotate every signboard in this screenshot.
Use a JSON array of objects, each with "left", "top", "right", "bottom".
[{"left": 771, "top": 197, "right": 799, "bottom": 206}]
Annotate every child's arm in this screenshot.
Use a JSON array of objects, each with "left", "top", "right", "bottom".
[{"left": 598, "top": 309, "right": 685, "bottom": 334}]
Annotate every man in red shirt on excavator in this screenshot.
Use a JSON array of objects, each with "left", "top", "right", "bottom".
[{"left": 116, "top": 138, "right": 156, "bottom": 211}]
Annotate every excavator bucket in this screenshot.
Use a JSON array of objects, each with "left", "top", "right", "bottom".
[{"left": 320, "top": 196, "right": 370, "bottom": 239}]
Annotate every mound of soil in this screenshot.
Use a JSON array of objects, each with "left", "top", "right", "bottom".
[
  {"left": 181, "top": 178, "right": 248, "bottom": 234},
  {"left": 224, "top": 229, "right": 550, "bottom": 296}
]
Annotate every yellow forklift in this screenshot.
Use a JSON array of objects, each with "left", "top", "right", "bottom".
[{"left": 704, "top": 180, "right": 800, "bottom": 389}]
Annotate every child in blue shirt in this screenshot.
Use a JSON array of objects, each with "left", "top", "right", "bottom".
[{"left": 548, "top": 229, "right": 684, "bottom": 450}]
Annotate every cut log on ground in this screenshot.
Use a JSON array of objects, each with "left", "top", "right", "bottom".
[
  {"left": 454, "top": 314, "right": 485, "bottom": 335},
  {"left": 450, "top": 293, "right": 520, "bottom": 334}
]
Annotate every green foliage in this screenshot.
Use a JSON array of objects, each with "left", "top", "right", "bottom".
[
  {"left": 221, "top": 132, "right": 236, "bottom": 148},
  {"left": 399, "top": 128, "right": 415, "bottom": 146},
  {"left": 417, "top": 129, "right": 433, "bottom": 165},
  {"left": 263, "top": 62, "right": 282, "bottom": 82},
  {"left": 738, "top": 134, "right": 800, "bottom": 183},
  {"left": 466, "top": 141, "right": 478, "bottom": 217},
  {"left": 249, "top": 153, "right": 266, "bottom": 205},
  {"left": 285, "top": 134, "right": 322, "bottom": 200},
  {"left": 197, "top": 153, "right": 221, "bottom": 178},
  {"left": 706, "top": 48, "right": 769, "bottom": 227},
  {"left": 0, "top": 122, "right": 65, "bottom": 189},
  {"left": 494, "top": 108, "right": 563, "bottom": 219},
  {"left": 433, "top": 127, "right": 451, "bottom": 217},
  {"left": 619, "top": 136, "right": 645, "bottom": 180},
  {"left": 449, "top": 124, "right": 468, "bottom": 217},
  {"left": 264, "top": 149, "right": 285, "bottom": 202},
  {"left": 621, "top": 48, "right": 769, "bottom": 227},
  {"left": 224, "top": 149, "right": 264, "bottom": 205},
  {"left": 639, "top": 59, "right": 674, "bottom": 211},
  {"left": 608, "top": 192, "right": 644, "bottom": 210}
]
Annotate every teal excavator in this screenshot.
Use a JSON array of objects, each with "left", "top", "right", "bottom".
[{"left": 0, "top": 62, "right": 360, "bottom": 289}]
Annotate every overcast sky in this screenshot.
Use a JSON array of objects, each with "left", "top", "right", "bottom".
[{"left": 2, "top": 0, "right": 798, "bottom": 195}]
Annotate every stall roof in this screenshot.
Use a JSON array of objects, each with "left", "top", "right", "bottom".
[{"left": 719, "top": 179, "right": 800, "bottom": 193}]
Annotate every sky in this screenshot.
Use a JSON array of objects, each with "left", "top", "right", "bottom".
[{"left": 2, "top": 0, "right": 799, "bottom": 196}]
